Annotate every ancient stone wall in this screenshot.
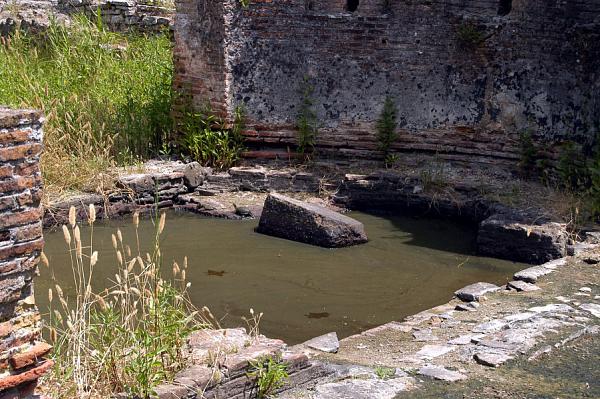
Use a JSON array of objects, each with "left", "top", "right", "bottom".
[
  {"left": 174, "top": 0, "right": 600, "bottom": 166},
  {"left": 0, "top": 0, "right": 172, "bottom": 36},
  {"left": 0, "top": 108, "right": 51, "bottom": 399},
  {"left": 59, "top": 0, "right": 172, "bottom": 32}
]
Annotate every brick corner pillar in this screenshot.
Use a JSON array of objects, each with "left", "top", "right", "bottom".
[{"left": 0, "top": 108, "right": 52, "bottom": 399}]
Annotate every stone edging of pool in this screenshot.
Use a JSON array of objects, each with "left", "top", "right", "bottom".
[
  {"left": 130, "top": 245, "right": 600, "bottom": 399},
  {"left": 43, "top": 160, "right": 591, "bottom": 265},
  {"left": 41, "top": 160, "right": 600, "bottom": 397}
]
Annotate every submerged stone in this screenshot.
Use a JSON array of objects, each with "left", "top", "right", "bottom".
[{"left": 257, "top": 193, "right": 368, "bottom": 247}]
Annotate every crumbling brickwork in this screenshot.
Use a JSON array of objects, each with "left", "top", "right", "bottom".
[
  {"left": 174, "top": 0, "right": 600, "bottom": 165},
  {"left": 0, "top": 108, "right": 51, "bottom": 399}
]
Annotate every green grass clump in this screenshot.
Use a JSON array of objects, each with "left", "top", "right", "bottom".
[{"left": 0, "top": 16, "right": 173, "bottom": 196}]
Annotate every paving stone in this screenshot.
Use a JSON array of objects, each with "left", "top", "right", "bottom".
[
  {"left": 412, "top": 329, "right": 439, "bottom": 342},
  {"left": 579, "top": 303, "right": 600, "bottom": 318},
  {"left": 504, "top": 312, "right": 537, "bottom": 322},
  {"left": 472, "top": 319, "right": 508, "bottom": 333},
  {"left": 304, "top": 332, "right": 339, "bottom": 353},
  {"left": 513, "top": 266, "right": 553, "bottom": 283},
  {"left": 455, "top": 302, "right": 480, "bottom": 311},
  {"left": 416, "top": 344, "right": 455, "bottom": 359},
  {"left": 313, "top": 377, "right": 413, "bottom": 399},
  {"left": 508, "top": 280, "right": 541, "bottom": 292},
  {"left": 418, "top": 365, "right": 467, "bottom": 382},
  {"left": 455, "top": 282, "right": 500, "bottom": 302},
  {"left": 528, "top": 304, "right": 574, "bottom": 314},
  {"left": 473, "top": 352, "right": 512, "bottom": 367},
  {"left": 448, "top": 334, "right": 485, "bottom": 345}
]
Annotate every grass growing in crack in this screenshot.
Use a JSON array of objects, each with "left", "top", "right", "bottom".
[
  {"left": 42, "top": 207, "right": 210, "bottom": 398},
  {"left": 0, "top": 16, "right": 173, "bottom": 197},
  {"left": 247, "top": 356, "right": 289, "bottom": 398},
  {"left": 374, "top": 366, "right": 396, "bottom": 380}
]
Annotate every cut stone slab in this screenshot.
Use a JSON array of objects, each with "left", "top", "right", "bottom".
[
  {"left": 304, "top": 332, "right": 339, "bottom": 353},
  {"left": 514, "top": 266, "right": 553, "bottom": 283},
  {"left": 257, "top": 193, "right": 368, "bottom": 248},
  {"left": 448, "top": 334, "right": 485, "bottom": 345},
  {"left": 455, "top": 301, "right": 480, "bottom": 311},
  {"left": 418, "top": 365, "right": 467, "bottom": 382},
  {"left": 528, "top": 304, "right": 574, "bottom": 314},
  {"left": 412, "top": 329, "right": 439, "bottom": 342},
  {"left": 416, "top": 344, "right": 455, "bottom": 359},
  {"left": 579, "top": 303, "right": 600, "bottom": 318},
  {"left": 508, "top": 280, "right": 541, "bottom": 292},
  {"left": 455, "top": 282, "right": 500, "bottom": 302},
  {"left": 472, "top": 319, "right": 508, "bottom": 333},
  {"left": 474, "top": 352, "right": 512, "bottom": 367},
  {"left": 314, "top": 377, "right": 412, "bottom": 399},
  {"left": 477, "top": 211, "right": 567, "bottom": 263}
]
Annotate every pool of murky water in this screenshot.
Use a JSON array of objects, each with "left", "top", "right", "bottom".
[{"left": 37, "top": 211, "right": 524, "bottom": 344}]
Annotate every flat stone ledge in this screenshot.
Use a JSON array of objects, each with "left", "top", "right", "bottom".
[{"left": 455, "top": 282, "right": 500, "bottom": 302}]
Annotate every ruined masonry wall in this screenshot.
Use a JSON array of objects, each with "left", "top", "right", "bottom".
[
  {"left": 174, "top": 0, "right": 600, "bottom": 166},
  {"left": 0, "top": 108, "right": 51, "bottom": 399}
]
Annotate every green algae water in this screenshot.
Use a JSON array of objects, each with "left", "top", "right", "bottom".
[{"left": 37, "top": 211, "right": 524, "bottom": 344}]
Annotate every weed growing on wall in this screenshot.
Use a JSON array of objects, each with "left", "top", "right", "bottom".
[
  {"left": 180, "top": 105, "right": 246, "bottom": 169},
  {"left": 247, "top": 356, "right": 289, "bottom": 398},
  {"left": 376, "top": 96, "right": 399, "bottom": 168},
  {"left": 296, "top": 77, "right": 319, "bottom": 160},
  {"left": 456, "top": 22, "right": 485, "bottom": 48},
  {"left": 0, "top": 16, "right": 173, "bottom": 196},
  {"left": 44, "top": 207, "right": 209, "bottom": 398}
]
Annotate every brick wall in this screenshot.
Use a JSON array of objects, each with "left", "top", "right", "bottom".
[
  {"left": 174, "top": 0, "right": 600, "bottom": 166},
  {"left": 0, "top": 108, "right": 51, "bottom": 399}
]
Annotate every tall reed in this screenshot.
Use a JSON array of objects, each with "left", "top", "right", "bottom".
[{"left": 43, "top": 207, "right": 208, "bottom": 398}]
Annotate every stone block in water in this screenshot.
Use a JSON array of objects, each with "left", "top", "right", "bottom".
[{"left": 257, "top": 193, "right": 368, "bottom": 248}]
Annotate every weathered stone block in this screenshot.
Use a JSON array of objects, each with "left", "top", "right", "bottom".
[
  {"left": 477, "top": 211, "right": 567, "bottom": 264},
  {"left": 257, "top": 193, "right": 368, "bottom": 248}
]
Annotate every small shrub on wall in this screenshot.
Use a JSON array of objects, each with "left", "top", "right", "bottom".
[
  {"left": 296, "top": 77, "right": 319, "bottom": 161},
  {"left": 376, "top": 96, "right": 399, "bottom": 168}
]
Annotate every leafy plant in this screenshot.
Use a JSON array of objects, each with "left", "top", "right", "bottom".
[
  {"left": 239, "top": 0, "right": 250, "bottom": 7},
  {"left": 374, "top": 366, "right": 396, "bottom": 380},
  {"left": 247, "top": 356, "right": 289, "bottom": 398},
  {"left": 518, "top": 130, "right": 539, "bottom": 178},
  {"left": 456, "top": 22, "right": 485, "bottom": 47},
  {"left": 296, "top": 77, "right": 319, "bottom": 159},
  {"left": 376, "top": 97, "right": 399, "bottom": 167},
  {"left": 557, "top": 141, "right": 591, "bottom": 191},
  {"left": 180, "top": 105, "right": 246, "bottom": 169}
]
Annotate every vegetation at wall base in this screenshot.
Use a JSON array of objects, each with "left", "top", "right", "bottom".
[
  {"left": 179, "top": 105, "right": 246, "bottom": 169},
  {"left": 376, "top": 96, "right": 399, "bottom": 168},
  {"left": 518, "top": 131, "right": 600, "bottom": 223},
  {"left": 0, "top": 16, "right": 173, "bottom": 196},
  {"left": 296, "top": 77, "right": 319, "bottom": 161}
]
